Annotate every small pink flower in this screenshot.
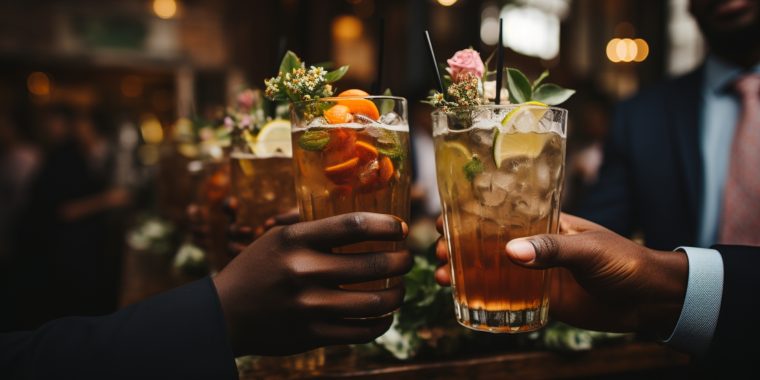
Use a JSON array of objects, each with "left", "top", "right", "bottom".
[
  {"left": 446, "top": 49, "right": 485, "bottom": 82},
  {"left": 237, "top": 89, "right": 259, "bottom": 111},
  {"left": 224, "top": 116, "right": 234, "bottom": 130}
]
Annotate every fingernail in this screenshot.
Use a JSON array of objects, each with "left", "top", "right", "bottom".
[
  {"left": 401, "top": 221, "right": 409, "bottom": 237},
  {"left": 507, "top": 239, "right": 536, "bottom": 263},
  {"left": 264, "top": 218, "right": 275, "bottom": 227}
]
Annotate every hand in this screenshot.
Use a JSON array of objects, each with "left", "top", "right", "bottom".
[
  {"left": 434, "top": 213, "right": 688, "bottom": 336},
  {"left": 225, "top": 197, "right": 300, "bottom": 257},
  {"left": 212, "top": 212, "right": 413, "bottom": 356}
]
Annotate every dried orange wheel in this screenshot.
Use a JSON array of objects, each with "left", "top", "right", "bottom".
[
  {"left": 324, "top": 156, "right": 359, "bottom": 185},
  {"left": 338, "top": 89, "right": 370, "bottom": 97},
  {"left": 378, "top": 156, "right": 394, "bottom": 183},
  {"left": 324, "top": 104, "right": 353, "bottom": 124},
  {"left": 355, "top": 141, "right": 379, "bottom": 163}
]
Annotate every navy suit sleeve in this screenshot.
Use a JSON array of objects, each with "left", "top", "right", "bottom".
[
  {"left": 0, "top": 277, "right": 238, "bottom": 379},
  {"left": 701, "top": 245, "right": 760, "bottom": 370},
  {"left": 574, "top": 101, "right": 636, "bottom": 237}
]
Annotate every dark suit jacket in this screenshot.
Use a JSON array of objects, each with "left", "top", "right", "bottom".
[
  {"left": 0, "top": 277, "right": 237, "bottom": 379},
  {"left": 701, "top": 245, "right": 760, "bottom": 374},
  {"left": 576, "top": 68, "right": 705, "bottom": 251}
]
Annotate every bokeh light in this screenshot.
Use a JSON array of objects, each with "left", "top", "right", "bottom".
[
  {"left": 140, "top": 115, "right": 164, "bottom": 144},
  {"left": 437, "top": 0, "right": 458, "bottom": 6},
  {"left": 27, "top": 72, "right": 51, "bottom": 96},
  {"left": 332, "top": 15, "right": 363, "bottom": 41},
  {"left": 606, "top": 37, "right": 649, "bottom": 63},
  {"left": 153, "top": 0, "right": 177, "bottom": 20}
]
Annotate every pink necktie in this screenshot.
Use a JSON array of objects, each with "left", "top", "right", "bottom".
[{"left": 719, "top": 74, "right": 760, "bottom": 245}]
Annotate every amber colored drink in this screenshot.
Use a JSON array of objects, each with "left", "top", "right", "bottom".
[
  {"left": 230, "top": 153, "right": 297, "bottom": 232},
  {"left": 291, "top": 96, "right": 411, "bottom": 291},
  {"left": 434, "top": 105, "right": 567, "bottom": 333}
]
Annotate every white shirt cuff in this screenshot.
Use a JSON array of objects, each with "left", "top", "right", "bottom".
[{"left": 662, "top": 247, "right": 723, "bottom": 356}]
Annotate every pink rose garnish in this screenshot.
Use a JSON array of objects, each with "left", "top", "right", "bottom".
[{"left": 446, "top": 49, "right": 485, "bottom": 82}]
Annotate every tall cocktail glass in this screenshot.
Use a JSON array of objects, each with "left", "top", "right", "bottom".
[
  {"left": 433, "top": 104, "right": 567, "bottom": 333},
  {"left": 290, "top": 96, "right": 411, "bottom": 291}
]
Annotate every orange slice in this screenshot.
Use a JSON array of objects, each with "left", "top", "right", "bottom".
[
  {"left": 336, "top": 89, "right": 380, "bottom": 121},
  {"left": 338, "top": 89, "right": 370, "bottom": 97},
  {"left": 355, "top": 141, "right": 379, "bottom": 163},
  {"left": 325, "top": 128, "right": 357, "bottom": 166},
  {"left": 324, "top": 105, "right": 353, "bottom": 124},
  {"left": 378, "top": 156, "right": 394, "bottom": 183},
  {"left": 324, "top": 157, "right": 359, "bottom": 185}
]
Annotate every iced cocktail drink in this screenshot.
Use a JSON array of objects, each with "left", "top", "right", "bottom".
[
  {"left": 291, "top": 96, "right": 411, "bottom": 291},
  {"left": 230, "top": 120, "right": 297, "bottom": 238},
  {"left": 434, "top": 104, "right": 567, "bottom": 333}
]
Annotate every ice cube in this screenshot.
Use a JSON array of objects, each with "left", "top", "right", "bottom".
[
  {"left": 469, "top": 128, "right": 496, "bottom": 148},
  {"left": 470, "top": 108, "right": 494, "bottom": 125},
  {"left": 513, "top": 112, "right": 539, "bottom": 133},
  {"left": 492, "top": 171, "right": 517, "bottom": 192},
  {"left": 379, "top": 112, "right": 402, "bottom": 125},
  {"left": 307, "top": 116, "right": 328, "bottom": 127},
  {"left": 473, "top": 173, "right": 507, "bottom": 207}
]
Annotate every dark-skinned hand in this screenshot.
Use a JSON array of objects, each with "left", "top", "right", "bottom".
[
  {"left": 434, "top": 213, "right": 687, "bottom": 336},
  {"left": 212, "top": 212, "right": 412, "bottom": 356}
]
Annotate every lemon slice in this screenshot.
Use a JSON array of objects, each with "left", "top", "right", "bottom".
[
  {"left": 437, "top": 141, "right": 471, "bottom": 167},
  {"left": 437, "top": 141, "right": 473, "bottom": 191},
  {"left": 501, "top": 101, "right": 549, "bottom": 127},
  {"left": 493, "top": 130, "right": 551, "bottom": 168},
  {"left": 255, "top": 119, "right": 292, "bottom": 157}
]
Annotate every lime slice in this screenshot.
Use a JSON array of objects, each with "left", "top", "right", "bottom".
[
  {"left": 501, "top": 101, "right": 549, "bottom": 127},
  {"left": 493, "top": 131, "right": 551, "bottom": 168},
  {"left": 255, "top": 119, "right": 292, "bottom": 157}
]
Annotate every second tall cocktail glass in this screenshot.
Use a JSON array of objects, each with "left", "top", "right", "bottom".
[
  {"left": 291, "top": 96, "right": 411, "bottom": 291},
  {"left": 434, "top": 104, "right": 567, "bottom": 333}
]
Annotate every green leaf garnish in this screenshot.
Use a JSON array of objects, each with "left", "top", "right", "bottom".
[
  {"left": 507, "top": 68, "right": 532, "bottom": 103},
  {"left": 298, "top": 130, "right": 330, "bottom": 151},
  {"left": 533, "top": 84, "right": 576, "bottom": 106},
  {"left": 279, "top": 51, "right": 302, "bottom": 74},
  {"left": 463, "top": 156, "right": 484, "bottom": 181},
  {"left": 532, "top": 70, "right": 550, "bottom": 91},
  {"left": 325, "top": 65, "right": 349, "bottom": 83}
]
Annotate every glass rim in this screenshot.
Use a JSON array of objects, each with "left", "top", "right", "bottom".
[
  {"left": 431, "top": 104, "right": 567, "bottom": 116},
  {"left": 292, "top": 95, "right": 407, "bottom": 106}
]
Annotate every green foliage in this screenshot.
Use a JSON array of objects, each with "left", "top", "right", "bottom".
[{"left": 506, "top": 68, "right": 532, "bottom": 103}]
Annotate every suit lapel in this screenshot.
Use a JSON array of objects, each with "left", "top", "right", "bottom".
[{"left": 667, "top": 67, "right": 704, "bottom": 232}]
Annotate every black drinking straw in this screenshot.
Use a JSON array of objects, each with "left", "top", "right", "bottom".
[
  {"left": 371, "top": 17, "right": 385, "bottom": 94},
  {"left": 425, "top": 30, "right": 445, "bottom": 93},
  {"left": 495, "top": 18, "right": 504, "bottom": 105}
]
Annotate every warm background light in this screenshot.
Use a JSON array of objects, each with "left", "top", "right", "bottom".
[
  {"left": 332, "top": 15, "right": 363, "bottom": 41},
  {"left": 606, "top": 37, "right": 649, "bottom": 63},
  {"left": 27, "top": 72, "right": 51, "bottom": 96},
  {"left": 153, "top": 0, "right": 177, "bottom": 19},
  {"left": 436, "top": 0, "right": 458, "bottom": 6}
]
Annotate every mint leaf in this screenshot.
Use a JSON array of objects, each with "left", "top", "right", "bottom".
[
  {"left": 279, "top": 51, "right": 302, "bottom": 74},
  {"left": 507, "top": 68, "right": 532, "bottom": 103},
  {"left": 325, "top": 65, "right": 349, "bottom": 83},
  {"left": 533, "top": 83, "right": 576, "bottom": 106},
  {"left": 463, "top": 157, "right": 484, "bottom": 181},
  {"left": 532, "top": 70, "right": 550, "bottom": 91},
  {"left": 298, "top": 130, "right": 330, "bottom": 151}
]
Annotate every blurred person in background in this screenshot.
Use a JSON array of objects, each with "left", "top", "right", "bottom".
[
  {"left": 8, "top": 104, "right": 131, "bottom": 331},
  {"left": 576, "top": 0, "right": 760, "bottom": 250}
]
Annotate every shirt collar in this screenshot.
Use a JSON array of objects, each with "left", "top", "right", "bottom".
[{"left": 704, "top": 54, "right": 760, "bottom": 94}]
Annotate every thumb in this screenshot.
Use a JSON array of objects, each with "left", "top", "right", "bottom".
[{"left": 505, "top": 234, "right": 593, "bottom": 270}]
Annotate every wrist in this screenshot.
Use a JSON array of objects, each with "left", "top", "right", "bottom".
[{"left": 637, "top": 249, "right": 688, "bottom": 337}]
